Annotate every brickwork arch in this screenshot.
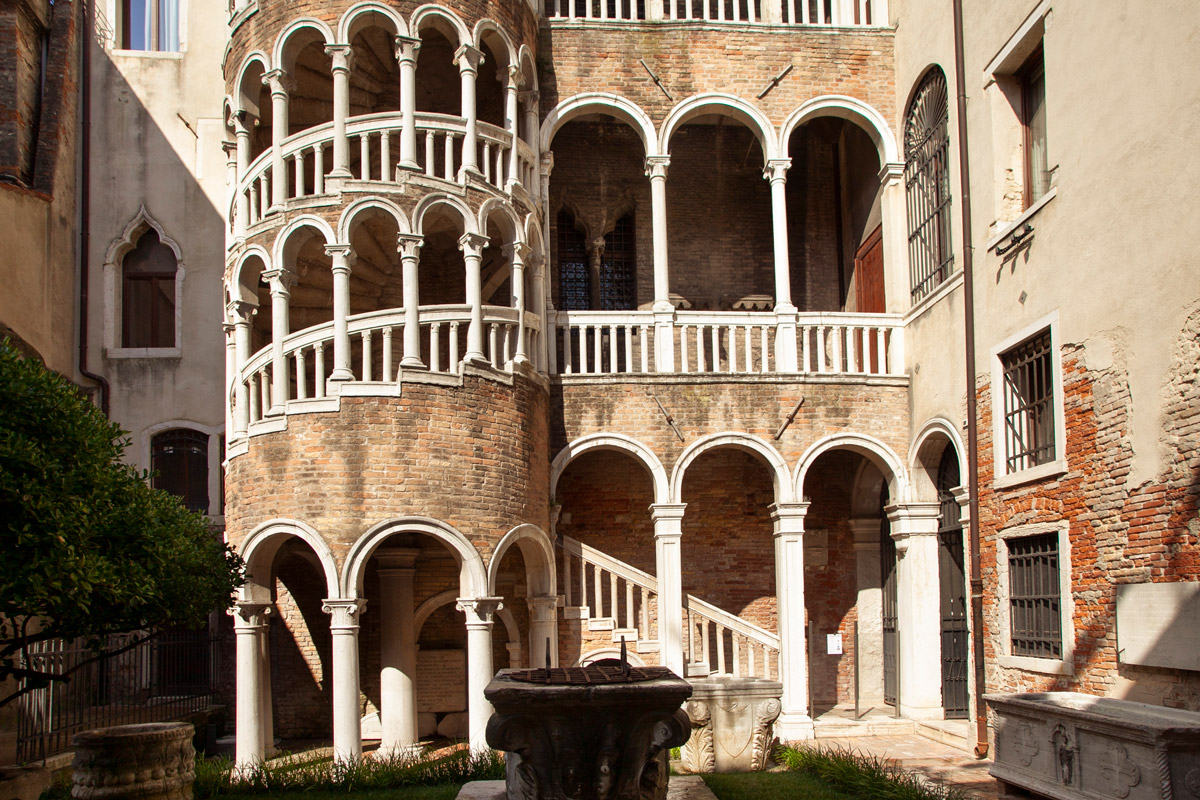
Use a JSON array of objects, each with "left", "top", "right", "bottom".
[
  {"left": 342, "top": 516, "right": 488, "bottom": 599},
  {"left": 670, "top": 432, "right": 792, "bottom": 504},
  {"left": 408, "top": 4, "right": 472, "bottom": 48},
  {"left": 239, "top": 518, "right": 341, "bottom": 603},
  {"left": 550, "top": 433, "right": 669, "bottom": 505},
  {"left": 793, "top": 432, "right": 906, "bottom": 504},
  {"left": 338, "top": 2, "right": 408, "bottom": 43},
  {"left": 779, "top": 95, "right": 899, "bottom": 166},
  {"left": 660, "top": 93, "right": 778, "bottom": 161},
  {"left": 517, "top": 45, "right": 537, "bottom": 91},
  {"left": 540, "top": 93, "right": 658, "bottom": 156},
  {"left": 909, "top": 417, "right": 966, "bottom": 502},
  {"left": 488, "top": 524, "right": 556, "bottom": 597},
  {"left": 337, "top": 196, "right": 412, "bottom": 243}
]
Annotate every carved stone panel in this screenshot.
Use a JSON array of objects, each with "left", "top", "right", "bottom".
[{"left": 681, "top": 678, "right": 783, "bottom": 773}]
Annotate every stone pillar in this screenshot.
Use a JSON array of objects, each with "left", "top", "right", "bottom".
[
  {"left": 505, "top": 66, "right": 522, "bottom": 192},
  {"left": 232, "top": 112, "right": 255, "bottom": 236},
  {"left": 460, "top": 232, "right": 488, "bottom": 363},
  {"left": 397, "top": 234, "right": 425, "bottom": 368},
  {"left": 326, "top": 46, "right": 354, "bottom": 179},
  {"left": 229, "top": 301, "right": 254, "bottom": 436},
  {"left": 262, "top": 268, "right": 296, "bottom": 414},
  {"left": 849, "top": 518, "right": 884, "bottom": 705},
  {"left": 262, "top": 69, "right": 293, "bottom": 211},
  {"left": 377, "top": 549, "right": 419, "bottom": 755},
  {"left": 773, "top": 502, "right": 814, "bottom": 740},
  {"left": 527, "top": 595, "right": 559, "bottom": 668},
  {"left": 764, "top": 158, "right": 798, "bottom": 372},
  {"left": 886, "top": 502, "right": 943, "bottom": 720},
  {"left": 878, "top": 163, "right": 909, "bottom": 314},
  {"left": 506, "top": 242, "right": 530, "bottom": 364},
  {"left": 651, "top": 504, "right": 686, "bottom": 675},
  {"left": 454, "top": 45, "right": 484, "bottom": 179},
  {"left": 223, "top": 321, "right": 236, "bottom": 442},
  {"left": 457, "top": 597, "right": 504, "bottom": 751},
  {"left": 520, "top": 90, "right": 540, "bottom": 198},
  {"left": 323, "top": 598, "right": 365, "bottom": 763},
  {"left": 326, "top": 245, "right": 355, "bottom": 382},
  {"left": 231, "top": 602, "right": 272, "bottom": 770},
  {"left": 395, "top": 36, "right": 421, "bottom": 171},
  {"left": 645, "top": 156, "right": 674, "bottom": 372}
]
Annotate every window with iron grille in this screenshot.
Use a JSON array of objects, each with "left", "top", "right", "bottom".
[
  {"left": 1007, "top": 532, "right": 1061, "bottom": 658},
  {"left": 600, "top": 214, "right": 636, "bottom": 310},
  {"left": 152, "top": 429, "right": 209, "bottom": 513},
  {"left": 904, "top": 67, "right": 953, "bottom": 304},
  {"left": 1000, "top": 330, "right": 1055, "bottom": 473},
  {"left": 557, "top": 210, "right": 589, "bottom": 311}
]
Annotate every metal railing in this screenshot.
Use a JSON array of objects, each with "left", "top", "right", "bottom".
[{"left": 16, "top": 630, "right": 219, "bottom": 764}]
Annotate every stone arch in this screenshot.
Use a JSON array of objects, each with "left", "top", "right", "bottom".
[
  {"left": 272, "top": 18, "right": 335, "bottom": 73},
  {"left": 518, "top": 45, "right": 537, "bottom": 91},
  {"left": 338, "top": 1, "right": 408, "bottom": 42},
  {"left": 794, "top": 432, "right": 906, "bottom": 504},
  {"left": 578, "top": 648, "right": 645, "bottom": 667},
  {"left": 550, "top": 433, "right": 669, "bottom": 505},
  {"left": 488, "top": 524, "right": 556, "bottom": 597},
  {"left": 271, "top": 215, "right": 337, "bottom": 270},
  {"left": 103, "top": 205, "right": 186, "bottom": 352},
  {"left": 477, "top": 197, "right": 523, "bottom": 244},
  {"left": 780, "top": 95, "right": 900, "bottom": 166},
  {"left": 106, "top": 204, "right": 183, "bottom": 267},
  {"left": 660, "top": 93, "right": 778, "bottom": 160},
  {"left": 473, "top": 19, "right": 516, "bottom": 68},
  {"left": 239, "top": 518, "right": 340, "bottom": 602},
  {"left": 414, "top": 589, "right": 459, "bottom": 636},
  {"left": 670, "top": 432, "right": 792, "bottom": 505},
  {"left": 408, "top": 4, "right": 472, "bottom": 46},
  {"left": 342, "top": 516, "right": 488, "bottom": 599},
  {"left": 523, "top": 212, "right": 545, "bottom": 258},
  {"left": 338, "top": 196, "right": 412, "bottom": 242},
  {"left": 909, "top": 417, "right": 967, "bottom": 502},
  {"left": 229, "top": 244, "right": 272, "bottom": 304},
  {"left": 540, "top": 93, "right": 658, "bottom": 156},
  {"left": 233, "top": 52, "right": 271, "bottom": 116},
  {"left": 413, "top": 193, "right": 478, "bottom": 236}
]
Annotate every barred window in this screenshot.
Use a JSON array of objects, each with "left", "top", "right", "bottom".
[
  {"left": 1007, "top": 533, "right": 1061, "bottom": 658},
  {"left": 152, "top": 429, "right": 209, "bottom": 513},
  {"left": 904, "top": 67, "right": 953, "bottom": 303},
  {"left": 599, "top": 214, "right": 636, "bottom": 310},
  {"left": 557, "top": 210, "right": 589, "bottom": 311},
  {"left": 1000, "top": 330, "right": 1055, "bottom": 473}
]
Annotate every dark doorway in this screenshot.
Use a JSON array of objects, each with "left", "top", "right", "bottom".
[
  {"left": 880, "top": 485, "right": 898, "bottom": 707},
  {"left": 937, "top": 448, "right": 969, "bottom": 718}
]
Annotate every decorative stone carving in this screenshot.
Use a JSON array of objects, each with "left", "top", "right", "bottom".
[
  {"left": 71, "top": 723, "right": 195, "bottom": 800},
  {"left": 681, "top": 678, "right": 782, "bottom": 773}
]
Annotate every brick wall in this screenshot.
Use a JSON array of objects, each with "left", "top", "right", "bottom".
[{"left": 270, "top": 549, "right": 334, "bottom": 738}]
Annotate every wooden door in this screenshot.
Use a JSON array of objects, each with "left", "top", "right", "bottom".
[{"left": 854, "top": 225, "right": 886, "bottom": 371}]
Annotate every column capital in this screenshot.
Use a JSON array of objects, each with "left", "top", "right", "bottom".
[
  {"left": 397, "top": 232, "right": 425, "bottom": 260},
  {"left": 459, "top": 231, "right": 489, "bottom": 256},
  {"left": 457, "top": 596, "right": 503, "bottom": 626},
  {"left": 885, "top": 502, "right": 942, "bottom": 551},
  {"left": 771, "top": 501, "right": 810, "bottom": 537},
  {"left": 325, "top": 44, "right": 355, "bottom": 72},
  {"left": 540, "top": 151, "right": 555, "bottom": 177},
  {"left": 527, "top": 595, "right": 558, "bottom": 623},
  {"left": 764, "top": 158, "right": 791, "bottom": 184},
  {"left": 454, "top": 44, "right": 484, "bottom": 73},
  {"left": 261, "top": 267, "right": 297, "bottom": 295},
  {"left": 226, "top": 300, "right": 257, "bottom": 323},
  {"left": 849, "top": 517, "right": 882, "bottom": 549},
  {"left": 261, "top": 68, "right": 295, "bottom": 96},
  {"left": 644, "top": 155, "right": 671, "bottom": 179},
  {"left": 650, "top": 502, "right": 687, "bottom": 523},
  {"left": 394, "top": 35, "right": 421, "bottom": 63},
  {"left": 325, "top": 244, "right": 356, "bottom": 271},
  {"left": 519, "top": 89, "right": 539, "bottom": 108},
  {"left": 503, "top": 241, "right": 532, "bottom": 262},
  {"left": 506, "top": 64, "right": 524, "bottom": 91},
  {"left": 878, "top": 161, "right": 905, "bottom": 183},
  {"left": 222, "top": 138, "right": 238, "bottom": 159},
  {"left": 229, "top": 601, "right": 273, "bottom": 628},
  {"left": 323, "top": 597, "right": 366, "bottom": 628}
]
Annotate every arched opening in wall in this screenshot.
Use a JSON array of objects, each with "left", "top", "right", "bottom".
[
  {"left": 347, "top": 14, "right": 400, "bottom": 118},
  {"left": 555, "top": 449, "right": 657, "bottom": 667},
  {"left": 490, "top": 548, "right": 530, "bottom": 669},
  {"left": 415, "top": 206, "right": 469, "bottom": 370},
  {"left": 345, "top": 207, "right": 402, "bottom": 376},
  {"left": 281, "top": 31, "right": 334, "bottom": 137},
  {"left": 547, "top": 118, "right": 650, "bottom": 311},
  {"left": 904, "top": 67, "right": 952, "bottom": 304},
  {"left": 151, "top": 428, "right": 208, "bottom": 512},
  {"left": 122, "top": 227, "right": 178, "bottom": 348},
  {"left": 236, "top": 60, "right": 270, "bottom": 162},
  {"left": 666, "top": 116, "right": 772, "bottom": 311},
  {"left": 476, "top": 30, "right": 509, "bottom": 131},
  {"left": 784, "top": 118, "right": 883, "bottom": 314},
  {"left": 414, "top": 27, "right": 460, "bottom": 117},
  {"left": 481, "top": 211, "right": 517, "bottom": 309},
  {"left": 679, "top": 448, "right": 776, "bottom": 678},
  {"left": 234, "top": 254, "right": 270, "bottom": 354},
  {"left": 268, "top": 225, "right": 332, "bottom": 394}
]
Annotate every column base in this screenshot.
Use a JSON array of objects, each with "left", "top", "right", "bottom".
[
  {"left": 898, "top": 702, "right": 944, "bottom": 721},
  {"left": 328, "top": 168, "right": 353, "bottom": 179},
  {"left": 266, "top": 404, "right": 286, "bottom": 417},
  {"left": 773, "top": 711, "right": 816, "bottom": 742},
  {"left": 399, "top": 357, "right": 427, "bottom": 369},
  {"left": 328, "top": 368, "right": 355, "bottom": 382}
]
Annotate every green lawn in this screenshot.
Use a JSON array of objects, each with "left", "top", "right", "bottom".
[
  {"left": 701, "top": 771, "right": 857, "bottom": 800},
  {"left": 214, "top": 788, "right": 462, "bottom": 800}
]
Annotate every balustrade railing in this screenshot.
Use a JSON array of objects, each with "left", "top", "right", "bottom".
[{"left": 545, "top": 0, "right": 886, "bottom": 26}]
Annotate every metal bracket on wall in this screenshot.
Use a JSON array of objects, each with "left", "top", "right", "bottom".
[
  {"left": 774, "top": 397, "right": 805, "bottom": 440},
  {"left": 995, "top": 223, "right": 1034, "bottom": 256},
  {"left": 757, "top": 64, "right": 794, "bottom": 99},
  {"left": 639, "top": 59, "right": 673, "bottom": 100},
  {"left": 650, "top": 394, "right": 685, "bottom": 442}
]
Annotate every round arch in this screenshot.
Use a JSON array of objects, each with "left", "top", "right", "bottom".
[
  {"left": 412, "top": 193, "right": 478, "bottom": 236},
  {"left": 670, "top": 432, "right": 792, "bottom": 504},
  {"left": 908, "top": 417, "right": 966, "bottom": 502},
  {"left": 517, "top": 45, "right": 537, "bottom": 91},
  {"left": 272, "top": 18, "right": 336, "bottom": 72},
  {"left": 793, "top": 432, "right": 907, "bottom": 504},
  {"left": 488, "top": 524, "right": 556, "bottom": 597},
  {"left": 660, "top": 93, "right": 778, "bottom": 160},
  {"left": 271, "top": 215, "right": 337, "bottom": 269},
  {"left": 232, "top": 52, "right": 271, "bottom": 114},
  {"left": 341, "top": 516, "right": 488, "bottom": 599},
  {"left": 229, "top": 244, "right": 272, "bottom": 304},
  {"left": 473, "top": 19, "right": 516, "bottom": 68},
  {"left": 337, "top": 196, "right": 412, "bottom": 242},
  {"left": 523, "top": 212, "right": 545, "bottom": 258},
  {"left": 338, "top": 1, "right": 408, "bottom": 42},
  {"left": 540, "top": 93, "right": 658, "bottom": 156},
  {"left": 478, "top": 197, "right": 523, "bottom": 243},
  {"left": 779, "top": 95, "right": 899, "bottom": 166},
  {"left": 414, "top": 589, "right": 459, "bottom": 636},
  {"left": 550, "top": 433, "right": 669, "bottom": 506},
  {"left": 408, "top": 4, "right": 472, "bottom": 47},
  {"left": 239, "top": 518, "right": 341, "bottom": 602}
]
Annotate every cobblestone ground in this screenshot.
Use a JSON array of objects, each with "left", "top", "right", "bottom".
[{"left": 811, "top": 735, "right": 1003, "bottom": 799}]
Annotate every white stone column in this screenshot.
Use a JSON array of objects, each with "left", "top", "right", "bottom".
[
  {"left": 262, "top": 69, "right": 293, "bottom": 211},
  {"left": 397, "top": 234, "right": 425, "bottom": 368},
  {"left": 457, "top": 597, "right": 503, "bottom": 751},
  {"left": 377, "top": 549, "right": 419, "bottom": 755},
  {"left": 326, "top": 245, "right": 355, "bottom": 382},
  {"left": 262, "top": 268, "right": 296, "bottom": 414},
  {"left": 326, "top": 45, "right": 354, "bottom": 179},
  {"left": 764, "top": 158, "right": 798, "bottom": 372},
  {"left": 504, "top": 66, "right": 522, "bottom": 192},
  {"left": 233, "top": 112, "right": 255, "bottom": 236},
  {"left": 229, "top": 301, "right": 254, "bottom": 436},
  {"left": 886, "top": 502, "right": 943, "bottom": 720},
  {"left": 527, "top": 595, "right": 559, "bottom": 668},
  {"left": 520, "top": 90, "right": 540, "bottom": 198},
  {"left": 232, "top": 602, "right": 272, "bottom": 770},
  {"left": 506, "top": 242, "right": 530, "bottom": 364},
  {"left": 223, "top": 321, "right": 236, "bottom": 441},
  {"left": 773, "top": 502, "right": 814, "bottom": 740},
  {"left": 849, "top": 518, "right": 884, "bottom": 705},
  {"left": 460, "top": 232, "right": 488, "bottom": 363},
  {"left": 395, "top": 36, "right": 421, "bottom": 171},
  {"left": 454, "top": 45, "right": 484, "bottom": 179},
  {"left": 645, "top": 156, "right": 674, "bottom": 372},
  {"left": 323, "top": 598, "right": 365, "bottom": 762},
  {"left": 530, "top": 253, "right": 547, "bottom": 372},
  {"left": 878, "top": 163, "right": 909, "bottom": 313},
  {"left": 651, "top": 504, "right": 686, "bottom": 676}
]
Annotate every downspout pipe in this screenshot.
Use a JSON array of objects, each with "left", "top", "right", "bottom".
[
  {"left": 952, "top": 0, "right": 987, "bottom": 758},
  {"left": 78, "top": 0, "right": 109, "bottom": 415}
]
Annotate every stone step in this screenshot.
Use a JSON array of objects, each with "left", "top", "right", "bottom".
[
  {"left": 587, "top": 616, "right": 616, "bottom": 631},
  {"left": 915, "top": 719, "right": 973, "bottom": 752}
]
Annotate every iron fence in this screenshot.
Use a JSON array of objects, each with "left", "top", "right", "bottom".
[{"left": 16, "top": 629, "right": 219, "bottom": 763}]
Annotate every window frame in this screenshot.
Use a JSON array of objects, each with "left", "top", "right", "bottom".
[
  {"left": 103, "top": 208, "right": 185, "bottom": 358},
  {"left": 1018, "top": 46, "right": 1049, "bottom": 210},
  {"left": 995, "top": 523, "right": 1073, "bottom": 675},
  {"left": 990, "top": 312, "right": 1067, "bottom": 488},
  {"left": 903, "top": 66, "right": 954, "bottom": 305},
  {"left": 143, "top": 421, "right": 225, "bottom": 520},
  {"left": 113, "top": 0, "right": 185, "bottom": 53}
]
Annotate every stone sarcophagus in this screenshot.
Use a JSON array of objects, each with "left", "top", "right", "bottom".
[
  {"left": 681, "top": 678, "right": 782, "bottom": 772},
  {"left": 987, "top": 692, "right": 1200, "bottom": 800},
  {"left": 485, "top": 665, "right": 691, "bottom": 800}
]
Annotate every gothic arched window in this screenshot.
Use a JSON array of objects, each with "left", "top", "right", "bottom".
[
  {"left": 600, "top": 214, "right": 636, "bottom": 311},
  {"left": 122, "top": 228, "right": 178, "bottom": 348},
  {"left": 904, "top": 67, "right": 953, "bottom": 304},
  {"left": 557, "top": 210, "right": 589, "bottom": 311}
]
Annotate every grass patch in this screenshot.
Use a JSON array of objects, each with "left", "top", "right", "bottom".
[
  {"left": 702, "top": 770, "right": 857, "bottom": 800},
  {"left": 778, "top": 744, "right": 965, "bottom": 800}
]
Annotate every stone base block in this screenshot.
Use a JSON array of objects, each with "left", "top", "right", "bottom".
[{"left": 681, "top": 678, "right": 783, "bottom": 772}]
